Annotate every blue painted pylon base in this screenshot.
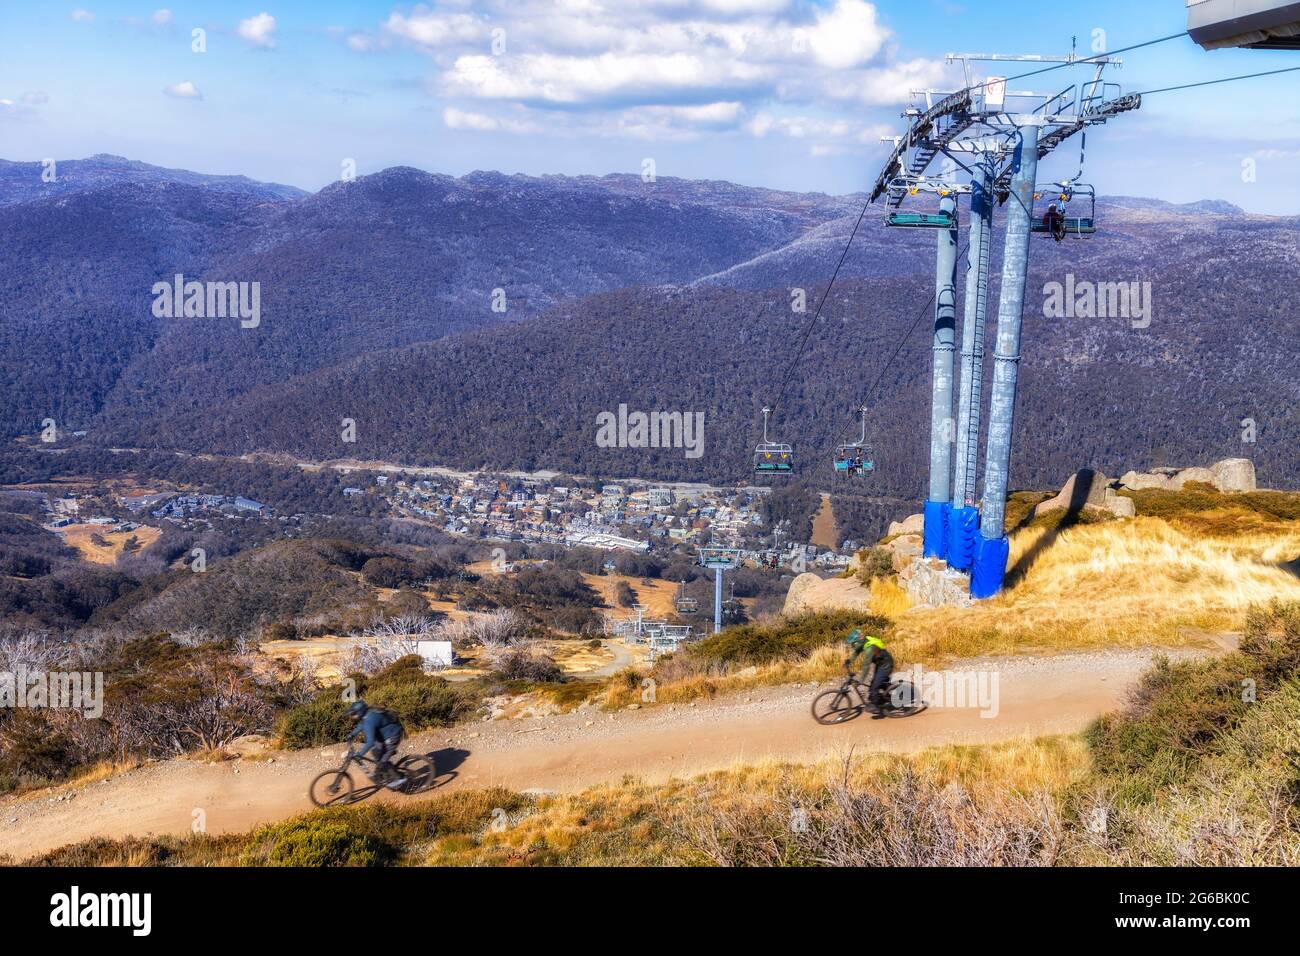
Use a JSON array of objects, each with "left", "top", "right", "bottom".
[
  {"left": 970, "top": 535, "right": 1010, "bottom": 598},
  {"left": 922, "top": 500, "right": 949, "bottom": 559},
  {"left": 946, "top": 506, "right": 979, "bottom": 571}
]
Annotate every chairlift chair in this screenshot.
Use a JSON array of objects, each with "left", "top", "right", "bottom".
[
  {"left": 753, "top": 406, "right": 794, "bottom": 474},
  {"left": 832, "top": 406, "right": 876, "bottom": 477},
  {"left": 674, "top": 580, "right": 698, "bottom": 615},
  {"left": 1030, "top": 183, "right": 1097, "bottom": 241}
]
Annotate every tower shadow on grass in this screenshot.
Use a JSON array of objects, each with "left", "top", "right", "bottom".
[{"left": 1003, "top": 469, "right": 1097, "bottom": 589}]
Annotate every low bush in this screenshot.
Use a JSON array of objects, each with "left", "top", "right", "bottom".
[
  {"left": 493, "top": 649, "right": 567, "bottom": 683},
  {"left": 277, "top": 655, "right": 477, "bottom": 749},
  {"left": 243, "top": 817, "right": 391, "bottom": 867},
  {"left": 685, "top": 611, "right": 889, "bottom": 669}
]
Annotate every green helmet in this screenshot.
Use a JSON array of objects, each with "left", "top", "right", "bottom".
[
  {"left": 863, "top": 635, "right": 886, "bottom": 651},
  {"left": 845, "top": 628, "right": 862, "bottom": 646}
]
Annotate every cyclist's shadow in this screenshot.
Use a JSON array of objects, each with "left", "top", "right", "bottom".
[{"left": 420, "top": 746, "right": 468, "bottom": 793}]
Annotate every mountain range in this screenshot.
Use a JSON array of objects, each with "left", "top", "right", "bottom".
[{"left": 4, "top": 154, "right": 1297, "bottom": 497}]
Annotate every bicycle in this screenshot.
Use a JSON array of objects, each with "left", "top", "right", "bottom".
[
  {"left": 811, "top": 668, "right": 927, "bottom": 725},
  {"left": 308, "top": 745, "right": 437, "bottom": 807}
]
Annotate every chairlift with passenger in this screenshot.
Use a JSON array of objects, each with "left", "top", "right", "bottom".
[
  {"left": 753, "top": 406, "right": 794, "bottom": 475},
  {"left": 832, "top": 406, "right": 876, "bottom": 476},
  {"left": 1030, "top": 182, "right": 1097, "bottom": 241}
]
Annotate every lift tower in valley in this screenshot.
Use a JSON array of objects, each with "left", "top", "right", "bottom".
[
  {"left": 870, "top": 47, "right": 1140, "bottom": 598},
  {"left": 697, "top": 547, "right": 742, "bottom": 635}
]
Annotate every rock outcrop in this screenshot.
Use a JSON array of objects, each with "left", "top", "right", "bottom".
[
  {"left": 1031, "top": 469, "right": 1135, "bottom": 521},
  {"left": 887, "top": 513, "right": 925, "bottom": 537},
  {"left": 1118, "top": 458, "right": 1256, "bottom": 494},
  {"left": 783, "top": 572, "right": 871, "bottom": 615},
  {"left": 899, "top": 559, "right": 972, "bottom": 608}
]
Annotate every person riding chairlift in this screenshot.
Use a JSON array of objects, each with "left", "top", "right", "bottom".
[{"left": 1043, "top": 201, "right": 1066, "bottom": 242}]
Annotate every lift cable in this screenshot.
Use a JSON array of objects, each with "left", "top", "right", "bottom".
[
  {"left": 859, "top": 241, "right": 970, "bottom": 411},
  {"left": 771, "top": 195, "right": 872, "bottom": 412},
  {"left": 1131, "top": 64, "right": 1300, "bottom": 97},
  {"left": 990, "top": 31, "right": 1189, "bottom": 86}
]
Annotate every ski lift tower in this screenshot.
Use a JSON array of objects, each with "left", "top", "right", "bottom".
[
  {"left": 871, "top": 47, "right": 1140, "bottom": 599},
  {"left": 697, "top": 546, "right": 742, "bottom": 634}
]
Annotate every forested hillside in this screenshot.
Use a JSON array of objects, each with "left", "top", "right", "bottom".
[{"left": 6, "top": 157, "right": 1296, "bottom": 495}]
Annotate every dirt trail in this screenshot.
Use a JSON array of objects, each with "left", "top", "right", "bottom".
[{"left": 0, "top": 650, "right": 1191, "bottom": 861}]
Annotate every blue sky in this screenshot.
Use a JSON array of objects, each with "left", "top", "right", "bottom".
[{"left": 1, "top": 1, "right": 1297, "bottom": 211}]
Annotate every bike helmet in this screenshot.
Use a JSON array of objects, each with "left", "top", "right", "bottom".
[
  {"left": 347, "top": 701, "right": 368, "bottom": 719},
  {"left": 845, "top": 628, "right": 862, "bottom": 646},
  {"left": 863, "top": 635, "right": 886, "bottom": 651}
]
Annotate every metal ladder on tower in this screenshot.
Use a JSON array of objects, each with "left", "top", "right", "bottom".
[{"left": 960, "top": 206, "right": 993, "bottom": 507}]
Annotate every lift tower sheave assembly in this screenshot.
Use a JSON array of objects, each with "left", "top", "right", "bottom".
[{"left": 871, "top": 47, "right": 1139, "bottom": 598}]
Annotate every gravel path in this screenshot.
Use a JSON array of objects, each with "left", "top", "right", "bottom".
[{"left": 0, "top": 648, "right": 1203, "bottom": 861}]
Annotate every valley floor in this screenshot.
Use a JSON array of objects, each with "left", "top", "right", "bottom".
[{"left": 0, "top": 647, "right": 1204, "bottom": 862}]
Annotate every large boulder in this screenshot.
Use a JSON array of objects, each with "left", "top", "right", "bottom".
[
  {"left": 884, "top": 533, "right": 924, "bottom": 572},
  {"left": 887, "top": 513, "right": 925, "bottom": 537},
  {"left": 1210, "top": 458, "right": 1256, "bottom": 492},
  {"left": 1167, "top": 466, "right": 1217, "bottom": 491},
  {"left": 1120, "top": 459, "right": 1256, "bottom": 493},
  {"left": 1118, "top": 470, "right": 1170, "bottom": 491},
  {"left": 783, "top": 572, "right": 872, "bottom": 615},
  {"left": 1031, "top": 468, "right": 1132, "bottom": 520}
]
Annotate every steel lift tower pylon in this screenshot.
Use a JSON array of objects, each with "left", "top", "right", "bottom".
[{"left": 871, "top": 48, "right": 1140, "bottom": 598}]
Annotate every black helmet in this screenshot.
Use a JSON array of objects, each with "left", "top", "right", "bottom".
[{"left": 347, "top": 700, "right": 368, "bottom": 720}]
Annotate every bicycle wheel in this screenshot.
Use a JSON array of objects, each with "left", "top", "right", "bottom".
[
  {"left": 811, "top": 686, "right": 862, "bottom": 725},
  {"left": 309, "top": 769, "right": 356, "bottom": 807},
  {"left": 396, "top": 754, "right": 436, "bottom": 794},
  {"left": 884, "top": 680, "right": 927, "bottom": 718}
]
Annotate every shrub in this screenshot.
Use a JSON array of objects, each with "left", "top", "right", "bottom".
[
  {"left": 262, "top": 621, "right": 298, "bottom": 642},
  {"left": 368, "top": 676, "right": 475, "bottom": 727},
  {"left": 855, "top": 548, "right": 893, "bottom": 586},
  {"left": 245, "top": 817, "right": 389, "bottom": 867},
  {"left": 685, "top": 611, "right": 889, "bottom": 669},
  {"left": 277, "top": 692, "right": 352, "bottom": 749},
  {"left": 494, "top": 648, "right": 567, "bottom": 683},
  {"left": 1084, "top": 600, "right": 1300, "bottom": 803}
]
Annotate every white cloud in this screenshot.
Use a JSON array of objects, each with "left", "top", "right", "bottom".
[
  {"left": 21, "top": 91, "right": 50, "bottom": 105},
  {"left": 806, "top": 0, "right": 885, "bottom": 69},
  {"left": 152, "top": 8, "right": 173, "bottom": 26},
  {"left": 69, "top": 9, "right": 94, "bottom": 23},
  {"left": 384, "top": 8, "right": 486, "bottom": 49},
  {"left": 237, "top": 12, "right": 277, "bottom": 48},
  {"left": 443, "top": 106, "right": 499, "bottom": 131},
  {"left": 355, "top": 0, "right": 951, "bottom": 141},
  {"left": 443, "top": 106, "right": 539, "bottom": 133},
  {"left": 347, "top": 31, "right": 382, "bottom": 53},
  {"left": 443, "top": 51, "right": 767, "bottom": 106},
  {"left": 163, "top": 80, "right": 202, "bottom": 99}
]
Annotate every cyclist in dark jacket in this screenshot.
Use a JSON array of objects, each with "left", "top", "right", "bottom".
[
  {"left": 347, "top": 700, "right": 406, "bottom": 787},
  {"left": 845, "top": 629, "right": 894, "bottom": 717}
]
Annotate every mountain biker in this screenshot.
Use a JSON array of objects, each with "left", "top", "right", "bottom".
[
  {"left": 347, "top": 700, "right": 406, "bottom": 788},
  {"left": 845, "top": 628, "right": 893, "bottom": 718}
]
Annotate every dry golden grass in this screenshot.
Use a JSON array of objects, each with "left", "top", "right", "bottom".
[
  {"left": 891, "top": 515, "right": 1300, "bottom": 661},
  {"left": 58, "top": 523, "right": 162, "bottom": 565}
]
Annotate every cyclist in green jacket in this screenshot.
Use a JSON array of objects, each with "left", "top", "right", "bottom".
[{"left": 845, "top": 628, "right": 893, "bottom": 717}]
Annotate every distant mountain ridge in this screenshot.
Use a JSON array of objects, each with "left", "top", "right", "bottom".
[
  {"left": 3, "top": 155, "right": 1294, "bottom": 498},
  {"left": 0, "top": 153, "right": 306, "bottom": 205}
]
